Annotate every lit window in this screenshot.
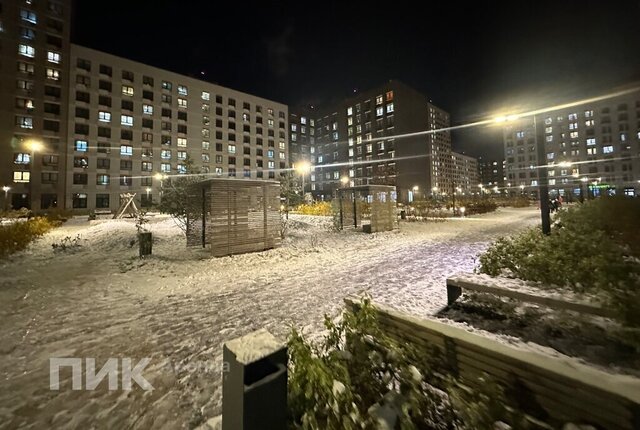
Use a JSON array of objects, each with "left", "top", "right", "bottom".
[
  {"left": 516, "top": 131, "right": 525, "bottom": 138},
  {"left": 279, "top": 152, "right": 285, "bottom": 159},
  {"left": 602, "top": 145, "right": 614, "bottom": 154},
  {"left": 291, "top": 123, "right": 297, "bottom": 132},
  {"left": 585, "top": 110, "right": 593, "bottom": 118},
  {"left": 268, "top": 161, "right": 275, "bottom": 169},
  {"left": 267, "top": 149, "right": 274, "bottom": 158},
  {"left": 349, "top": 148, "right": 354, "bottom": 157},
  {"left": 122, "top": 85, "right": 134, "bottom": 96},
  {"left": 202, "top": 141, "right": 210, "bottom": 150},
  {"left": 620, "top": 133, "right": 627, "bottom": 142},
  {"left": 75, "top": 140, "right": 88, "bottom": 151},
  {"left": 568, "top": 113, "right": 577, "bottom": 120},
  {"left": 228, "top": 145, "right": 236, "bottom": 154},
  {"left": 14, "top": 153, "right": 31, "bottom": 164},
  {"left": 177, "top": 137, "right": 187, "bottom": 147},
  {"left": 178, "top": 98, "right": 187, "bottom": 108},
  {"left": 347, "top": 107, "right": 353, "bottom": 116},
  {"left": 20, "top": 9, "right": 37, "bottom": 24},
  {"left": 47, "top": 51, "right": 61, "bottom": 64},
  {"left": 386, "top": 103, "right": 394, "bottom": 113},
  {"left": 201, "top": 91, "right": 210, "bottom": 100},
  {"left": 46, "top": 68, "right": 60, "bottom": 81},
  {"left": 376, "top": 95, "right": 383, "bottom": 105},
  {"left": 162, "top": 81, "right": 172, "bottom": 90},
  {"left": 267, "top": 108, "right": 274, "bottom": 116},
  {"left": 161, "top": 150, "right": 171, "bottom": 159},
  {"left": 546, "top": 152, "right": 554, "bottom": 160},
  {"left": 300, "top": 117, "right": 307, "bottom": 124},
  {"left": 386, "top": 91, "right": 393, "bottom": 101},
  {"left": 16, "top": 115, "right": 33, "bottom": 129},
  {"left": 545, "top": 135, "right": 553, "bottom": 142},
  {"left": 569, "top": 122, "right": 578, "bottom": 130},
  {"left": 18, "top": 44, "right": 35, "bottom": 58},
  {"left": 13, "top": 171, "right": 31, "bottom": 183},
  {"left": 586, "top": 138, "right": 596, "bottom": 146},
  {"left": 570, "top": 131, "right": 579, "bottom": 138},
  {"left": 143, "top": 104, "right": 153, "bottom": 115},
  {"left": 178, "top": 85, "right": 188, "bottom": 96},
  {"left": 587, "top": 147, "right": 597, "bottom": 155},
  {"left": 98, "top": 111, "right": 111, "bottom": 122},
  {"left": 268, "top": 119, "right": 274, "bottom": 127},
  {"left": 545, "top": 126, "right": 553, "bottom": 134},
  {"left": 120, "top": 145, "right": 133, "bottom": 156},
  {"left": 279, "top": 141, "right": 286, "bottom": 149},
  {"left": 177, "top": 151, "right": 187, "bottom": 160},
  {"left": 544, "top": 117, "right": 553, "bottom": 125},
  {"left": 161, "top": 163, "right": 171, "bottom": 172},
  {"left": 585, "top": 119, "right": 594, "bottom": 127},
  {"left": 121, "top": 115, "right": 133, "bottom": 126},
  {"left": 376, "top": 107, "right": 383, "bottom": 117},
  {"left": 97, "top": 174, "right": 110, "bottom": 185}
]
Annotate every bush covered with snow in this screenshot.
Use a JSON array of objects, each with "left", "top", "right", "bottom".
[
  {"left": 287, "top": 298, "right": 522, "bottom": 429},
  {"left": 0, "top": 217, "right": 59, "bottom": 258},
  {"left": 478, "top": 197, "right": 640, "bottom": 328}
]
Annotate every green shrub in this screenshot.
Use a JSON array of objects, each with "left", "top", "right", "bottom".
[
  {"left": 478, "top": 197, "right": 640, "bottom": 327},
  {"left": 288, "top": 298, "right": 517, "bottom": 429},
  {"left": 294, "top": 202, "right": 333, "bottom": 216},
  {"left": 0, "top": 217, "right": 59, "bottom": 258},
  {"left": 458, "top": 199, "right": 498, "bottom": 215}
]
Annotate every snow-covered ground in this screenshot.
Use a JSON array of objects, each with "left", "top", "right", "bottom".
[{"left": 0, "top": 207, "right": 540, "bottom": 429}]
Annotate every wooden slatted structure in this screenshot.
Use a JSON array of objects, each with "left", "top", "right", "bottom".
[
  {"left": 337, "top": 185, "right": 397, "bottom": 233},
  {"left": 186, "top": 178, "right": 281, "bottom": 257},
  {"left": 345, "top": 298, "right": 640, "bottom": 429}
]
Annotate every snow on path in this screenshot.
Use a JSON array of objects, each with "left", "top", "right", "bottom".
[{"left": 0, "top": 207, "right": 539, "bottom": 429}]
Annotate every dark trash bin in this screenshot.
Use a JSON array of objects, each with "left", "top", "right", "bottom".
[
  {"left": 138, "top": 232, "right": 152, "bottom": 257},
  {"left": 222, "top": 329, "right": 287, "bottom": 430},
  {"left": 400, "top": 210, "right": 406, "bottom": 220}
]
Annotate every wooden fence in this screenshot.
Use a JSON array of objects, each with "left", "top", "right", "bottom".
[{"left": 345, "top": 298, "right": 640, "bottom": 430}]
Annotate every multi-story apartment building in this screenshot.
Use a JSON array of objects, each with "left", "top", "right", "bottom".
[
  {"left": 292, "top": 80, "right": 453, "bottom": 202},
  {"left": 1, "top": 0, "right": 71, "bottom": 211},
  {"left": 478, "top": 157, "right": 505, "bottom": 190},
  {"left": 288, "top": 106, "right": 317, "bottom": 167},
  {"left": 66, "top": 45, "right": 288, "bottom": 211},
  {"left": 1, "top": 1, "right": 288, "bottom": 213},
  {"left": 451, "top": 152, "right": 479, "bottom": 195},
  {"left": 502, "top": 89, "right": 640, "bottom": 198}
]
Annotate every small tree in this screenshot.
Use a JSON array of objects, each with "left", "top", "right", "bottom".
[
  {"left": 156, "top": 155, "right": 205, "bottom": 234},
  {"left": 280, "top": 171, "right": 303, "bottom": 208}
]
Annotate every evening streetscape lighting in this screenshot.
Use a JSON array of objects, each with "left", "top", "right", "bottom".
[
  {"left": 581, "top": 177, "right": 589, "bottom": 183},
  {"left": 340, "top": 176, "right": 349, "bottom": 185},
  {"left": 558, "top": 161, "right": 573, "bottom": 168},
  {"left": 25, "top": 139, "right": 44, "bottom": 153},
  {"left": 295, "top": 161, "right": 312, "bottom": 199},
  {"left": 459, "top": 207, "right": 466, "bottom": 214},
  {"left": 412, "top": 185, "right": 419, "bottom": 191}
]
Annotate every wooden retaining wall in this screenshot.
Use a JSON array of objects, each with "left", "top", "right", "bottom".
[{"left": 345, "top": 298, "right": 640, "bottom": 430}]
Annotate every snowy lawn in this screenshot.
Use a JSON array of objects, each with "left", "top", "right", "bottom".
[{"left": 0, "top": 207, "right": 540, "bottom": 429}]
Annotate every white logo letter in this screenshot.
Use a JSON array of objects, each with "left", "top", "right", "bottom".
[
  {"left": 121, "top": 358, "right": 153, "bottom": 390},
  {"left": 50, "top": 358, "right": 82, "bottom": 390},
  {"left": 85, "top": 358, "right": 119, "bottom": 390}
]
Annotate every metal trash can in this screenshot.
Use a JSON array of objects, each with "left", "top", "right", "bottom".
[
  {"left": 400, "top": 209, "right": 406, "bottom": 220},
  {"left": 222, "top": 329, "right": 287, "bottom": 430}
]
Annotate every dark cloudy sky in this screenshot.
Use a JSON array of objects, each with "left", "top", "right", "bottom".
[{"left": 72, "top": 0, "right": 640, "bottom": 159}]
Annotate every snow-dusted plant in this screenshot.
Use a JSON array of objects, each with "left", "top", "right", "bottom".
[
  {"left": 287, "top": 297, "right": 513, "bottom": 429},
  {"left": 135, "top": 210, "right": 150, "bottom": 234}
]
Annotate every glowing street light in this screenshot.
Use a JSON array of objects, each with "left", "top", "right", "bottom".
[
  {"left": 340, "top": 176, "right": 349, "bottom": 186},
  {"left": 295, "top": 161, "right": 311, "bottom": 200},
  {"left": 2, "top": 186, "right": 9, "bottom": 211},
  {"left": 25, "top": 139, "right": 43, "bottom": 210}
]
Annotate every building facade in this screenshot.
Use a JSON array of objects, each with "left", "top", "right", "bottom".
[
  {"left": 291, "top": 80, "right": 454, "bottom": 202},
  {"left": 1, "top": 0, "right": 71, "bottom": 211},
  {"left": 478, "top": 157, "right": 505, "bottom": 191},
  {"left": 503, "top": 89, "right": 640, "bottom": 198},
  {"left": 451, "top": 152, "right": 479, "bottom": 195},
  {"left": 66, "top": 45, "right": 288, "bottom": 211}
]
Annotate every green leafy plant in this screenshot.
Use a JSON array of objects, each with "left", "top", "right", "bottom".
[
  {"left": 287, "top": 297, "right": 515, "bottom": 429},
  {"left": 478, "top": 197, "right": 640, "bottom": 328}
]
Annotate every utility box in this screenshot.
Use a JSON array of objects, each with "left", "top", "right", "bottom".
[{"left": 222, "top": 329, "right": 288, "bottom": 430}]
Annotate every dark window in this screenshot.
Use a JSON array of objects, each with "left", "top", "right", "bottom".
[
  {"left": 76, "top": 75, "right": 90, "bottom": 86},
  {"left": 216, "top": 143, "right": 223, "bottom": 152},
  {"left": 99, "top": 64, "right": 112, "bottom": 76},
  {"left": 216, "top": 106, "right": 223, "bottom": 116},
  {"left": 143, "top": 90, "right": 154, "bottom": 100},
  {"left": 142, "top": 132, "right": 153, "bottom": 143},
  {"left": 216, "top": 131, "right": 223, "bottom": 139},
  {"left": 177, "top": 111, "right": 187, "bottom": 121},
  {"left": 243, "top": 102, "right": 250, "bottom": 110},
  {"left": 43, "top": 120, "right": 59, "bottom": 132},
  {"left": 162, "top": 135, "right": 171, "bottom": 145},
  {"left": 73, "top": 173, "right": 88, "bottom": 184},
  {"left": 243, "top": 124, "right": 250, "bottom": 133},
  {"left": 99, "top": 80, "right": 112, "bottom": 92},
  {"left": 77, "top": 58, "right": 91, "bottom": 71},
  {"left": 40, "top": 192, "right": 58, "bottom": 209},
  {"left": 96, "top": 194, "right": 110, "bottom": 208},
  {"left": 72, "top": 193, "right": 87, "bottom": 208},
  {"left": 162, "top": 94, "right": 172, "bottom": 103},
  {"left": 98, "top": 95, "right": 111, "bottom": 107},
  {"left": 121, "top": 99, "right": 133, "bottom": 111},
  {"left": 75, "top": 90, "right": 90, "bottom": 102},
  {"left": 75, "top": 123, "right": 89, "bottom": 135},
  {"left": 143, "top": 76, "right": 154, "bottom": 86},
  {"left": 162, "top": 121, "right": 171, "bottom": 131},
  {"left": 142, "top": 119, "right": 153, "bottom": 129},
  {"left": 46, "top": 34, "right": 62, "bottom": 49},
  {"left": 178, "top": 124, "right": 187, "bottom": 134},
  {"left": 141, "top": 177, "right": 152, "bottom": 186},
  {"left": 98, "top": 142, "right": 111, "bottom": 153},
  {"left": 243, "top": 158, "right": 251, "bottom": 166},
  {"left": 75, "top": 106, "right": 90, "bottom": 119},
  {"left": 228, "top": 156, "right": 236, "bottom": 165},
  {"left": 98, "top": 127, "right": 111, "bottom": 138},
  {"left": 161, "top": 108, "right": 172, "bottom": 118},
  {"left": 97, "top": 158, "right": 110, "bottom": 169},
  {"left": 120, "top": 160, "right": 132, "bottom": 170},
  {"left": 121, "top": 129, "right": 133, "bottom": 140},
  {"left": 44, "top": 103, "right": 60, "bottom": 115},
  {"left": 228, "top": 98, "right": 236, "bottom": 107},
  {"left": 243, "top": 135, "right": 250, "bottom": 144},
  {"left": 122, "top": 70, "right": 134, "bottom": 81},
  {"left": 216, "top": 95, "right": 223, "bottom": 104},
  {"left": 216, "top": 119, "right": 223, "bottom": 127}
]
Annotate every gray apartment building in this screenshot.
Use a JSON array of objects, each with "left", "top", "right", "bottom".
[
  {"left": 1, "top": 0, "right": 71, "bottom": 211},
  {"left": 478, "top": 157, "right": 506, "bottom": 191},
  {"left": 1, "top": 0, "right": 288, "bottom": 212},
  {"left": 451, "top": 152, "right": 479, "bottom": 195},
  {"left": 66, "top": 45, "right": 288, "bottom": 211},
  {"left": 502, "top": 89, "right": 640, "bottom": 198},
  {"left": 292, "top": 80, "right": 453, "bottom": 202}
]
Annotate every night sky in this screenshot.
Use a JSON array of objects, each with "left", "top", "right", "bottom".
[{"left": 72, "top": 0, "right": 640, "bottom": 159}]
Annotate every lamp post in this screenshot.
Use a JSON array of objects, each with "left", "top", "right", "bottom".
[
  {"left": 520, "top": 184, "right": 525, "bottom": 196},
  {"left": 154, "top": 173, "right": 166, "bottom": 202},
  {"left": 2, "top": 186, "right": 10, "bottom": 212},
  {"left": 412, "top": 185, "right": 419, "bottom": 202},
  {"left": 145, "top": 187, "right": 152, "bottom": 207},
  {"left": 295, "top": 161, "right": 311, "bottom": 203},
  {"left": 340, "top": 176, "right": 349, "bottom": 187},
  {"left": 26, "top": 139, "right": 43, "bottom": 211}
]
